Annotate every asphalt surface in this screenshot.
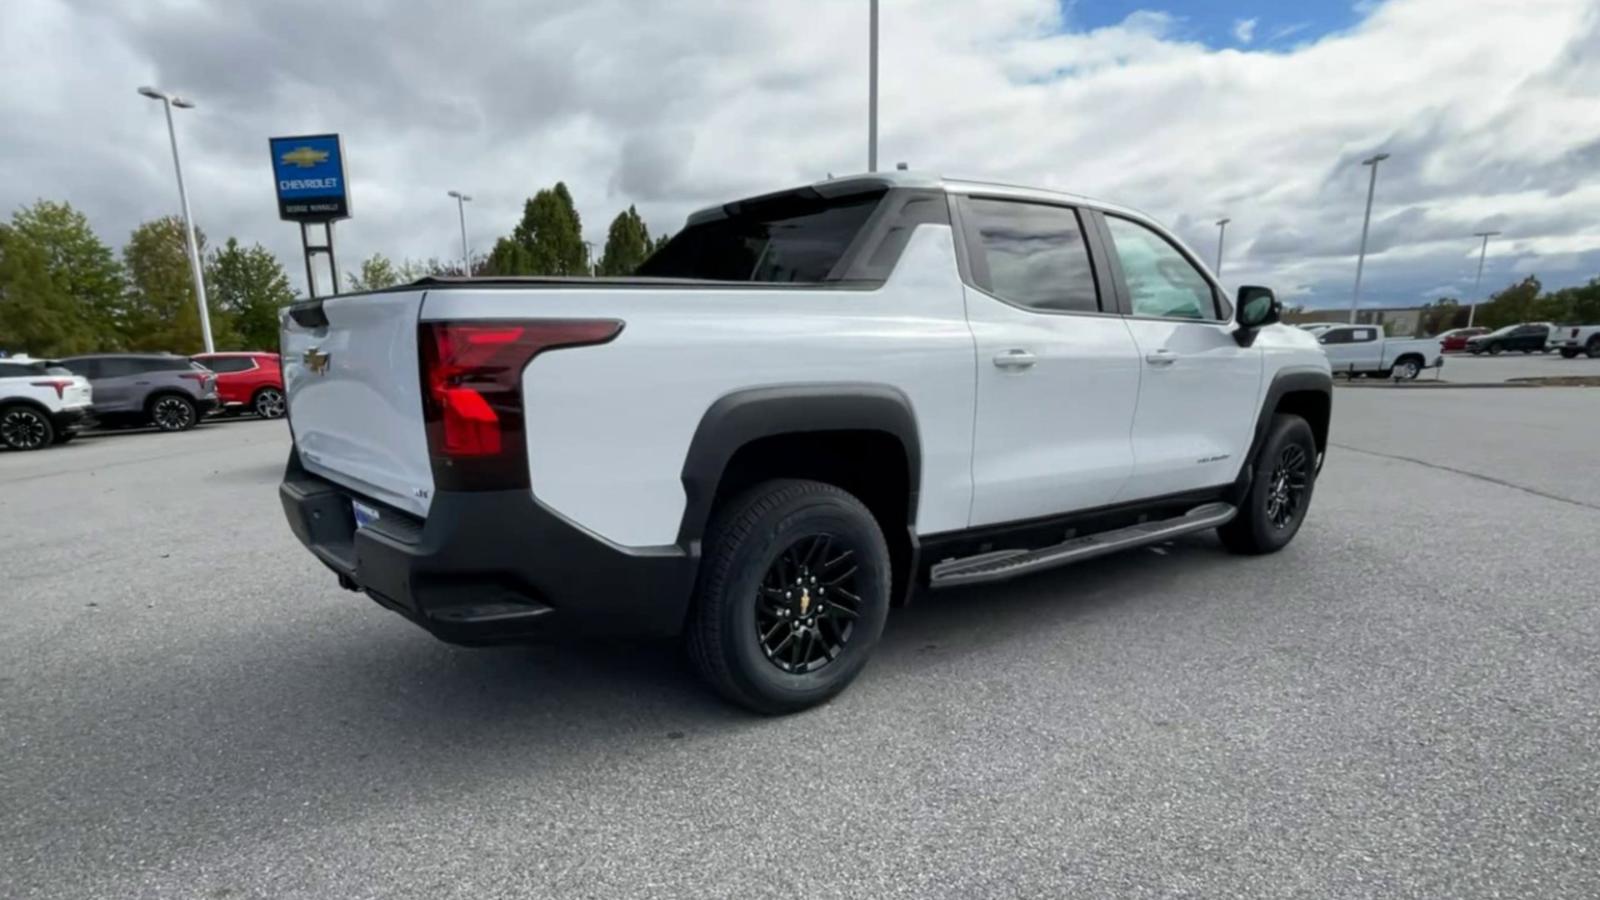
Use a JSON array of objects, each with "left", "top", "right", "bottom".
[{"left": 3, "top": 394, "right": 1598, "bottom": 899}]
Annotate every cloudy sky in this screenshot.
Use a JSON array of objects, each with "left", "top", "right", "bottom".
[{"left": 3, "top": 0, "right": 1597, "bottom": 308}]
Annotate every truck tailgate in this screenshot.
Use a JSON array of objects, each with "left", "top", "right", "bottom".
[{"left": 280, "top": 291, "right": 434, "bottom": 517}]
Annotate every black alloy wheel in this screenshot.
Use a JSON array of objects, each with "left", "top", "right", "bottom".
[
  {"left": 151, "top": 395, "right": 197, "bottom": 432},
  {"left": 1264, "top": 444, "right": 1310, "bottom": 530},
  {"left": 1, "top": 407, "right": 53, "bottom": 450},
  {"left": 755, "top": 534, "right": 863, "bottom": 675}
]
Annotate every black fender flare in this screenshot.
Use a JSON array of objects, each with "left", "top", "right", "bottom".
[
  {"left": 675, "top": 383, "right": 922, "bottom": 548},
  {"left": 1232, "top": 366, "right": 1333, "bottom": 500}
]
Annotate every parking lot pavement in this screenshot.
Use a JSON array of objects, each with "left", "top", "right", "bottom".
[
  {"left": 1435, "top": 351, "right": 1600, "bottom": 384},
  {"left": 3, "top": 396, "right": 1598, "bottom": 900}
]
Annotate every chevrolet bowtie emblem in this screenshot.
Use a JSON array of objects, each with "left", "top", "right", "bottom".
[
  {"left": 303, "top": 348, "right": 330, "bottom": 375},
  {"left": 280, "top": 146, "right": 330, "bottom": 169}
]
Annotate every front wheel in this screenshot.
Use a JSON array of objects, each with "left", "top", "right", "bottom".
[
  {"left": 686, "top": 479, "right": 891, "bottom": 714},
  {"left": 0, "top": 406, "right": 54, "bottom": 451},
  {"left": 149, "top": 395, "right": 198, "bottom": 432},
  {"left": 1488, "top": 343, "right": 1504, "bottom": 356},
  {"left": 1560, "top": 348, "right": 1580, "bottom": 359},
  {"left": 1587, "top": 338, "right": 1600, "bottom": 359},
  {"left": 1219, "top": 414, "right": 1316, "bottom": 555}
]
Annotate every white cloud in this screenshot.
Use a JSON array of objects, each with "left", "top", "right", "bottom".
[
  {"left": 1, "top": 0, "right": 1597, "bottom": 311},
  {"left": 1233, "top": 17, "right": 1258, "bottom": 43}
]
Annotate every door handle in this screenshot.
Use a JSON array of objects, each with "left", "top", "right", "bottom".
[
  {"left": 1144, "top": 350, "right": 1178, "bottom": 367},
  {"left": 993, "top": 349, "right": 1036, "bottom": 370}
]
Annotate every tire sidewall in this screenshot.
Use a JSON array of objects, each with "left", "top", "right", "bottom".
[
  {"left": 1243, "top": 417, "right": 1317, "bottom": 552},
  {"left": 715, "top": 491, "right": 891, "bottom": 711},
  {"left": 150, "top": 394, "right": 197, "bottom": 431}
]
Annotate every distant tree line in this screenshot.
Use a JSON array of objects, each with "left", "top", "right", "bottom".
[
  {"left": 0, "top": 200, "right": 294, "bottom": 357},
  {"left": 348, "top": 182, "right": 670, "bottom": 293},
  {"left": 1413, "top": 275, "right": 1600, "bottom": 335}
]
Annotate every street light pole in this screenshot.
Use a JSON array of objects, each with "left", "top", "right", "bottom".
[
  {"left": 1468, "top": 230, "right": 1500, "bottom": 329},
  {"left": 1214, "top": 217, "right": 1231, "bottom": 277},
  {"left": 1349, "top": 152, "right": 1390, "bottom": 324},
  {"left": 868, "top": 0, "right": 879, "bottom": 173},
  {"left": 139, "top": 86, "right": 214, "bottom": 353},
  {"left": 447, "top": 190, "right": 472, "bottom": 275}
]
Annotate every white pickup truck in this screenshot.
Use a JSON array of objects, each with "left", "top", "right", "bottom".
[
  {"left": 278, "top": 171, "right": 1333, "bottom": 713},
  {"left": 1314, "top": 323, "right": 1443, "bottom": 380},
  {"left": 1548, "top": 324, "right": 1600, "bottom": 358}
]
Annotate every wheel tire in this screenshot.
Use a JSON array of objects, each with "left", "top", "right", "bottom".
[
  {"left": 686, "top": 478, "right": 892, "bottom": 715},
  {"left": 1586, "top": 338, "right": 1600, "bottom": 359},
  {"left": 253, "top": 387, "right": 287, "bottom": 419},
  {"left": 1219, "top": 414, "right": 1317, "bottom": 556},
  {"left": 0, "top": 405, "right": 55, "bottom": 451},
  {"left": 148, "top": 394, "right": 198, "bottom": 432},
  {"left": 1488, "top": 343, "right": 1504, "bottom": 355},
  {"left": 1560, "top": 348, "right": 1580, "bottom": 359},
  {"left": 1393, "top": 358, "right": 1421, "bottom": 381}
]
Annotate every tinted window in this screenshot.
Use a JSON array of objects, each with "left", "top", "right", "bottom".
[
  {"left": 637, "top": 189, "right": 883, "bottom": 282},
  {"left": 1104, "top": 216, "right": 1218, "bottom": 320},
  {"left": 199, "top": 356, "right": 254, "bottom": 373},
  {"left": 131, "top": 357, "right": 189, "bottom": 374},
  {"left": 0, "top": 362, "right": 38, "bottom": 377},
  {"left": 963, "top": 198, "right": 1099, "bottom": 313},
  {"left": 1320, "top": 329, "right": 1352, "bottom": 345}
]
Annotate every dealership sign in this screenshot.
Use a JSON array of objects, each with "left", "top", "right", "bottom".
[{"left": 269, "top": 134, "right": 350, "bottom": 221}]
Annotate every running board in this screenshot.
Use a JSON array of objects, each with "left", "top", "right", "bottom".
[{"left": 928, "top": 502, "right": 1237, "bottom": 589}]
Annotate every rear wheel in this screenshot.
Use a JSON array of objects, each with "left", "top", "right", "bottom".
[
  {"left": 686, "top": 479, "right": 891, "bottom": 714},
  {"left": 1561, "top": 348, "right": 1580, "bottom": 359},
  {"left": 0, "top": 405, "right": 54, "bottom": 451},
  {"left": 1393, "top": 357, "right": 1422, "bottom": 381},
  {"left": 1219, "top": 414, "right": 1316, "bottom": 555},
  {"left": 149, "top": 394, "right": 198, "bottom": 432},
  {"left": 253, "top": 387, "right": 286, "bottom": 419}
]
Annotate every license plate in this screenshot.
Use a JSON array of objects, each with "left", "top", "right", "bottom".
[{"left": 352, "top": 500, "right": 380, "bottom": 530}]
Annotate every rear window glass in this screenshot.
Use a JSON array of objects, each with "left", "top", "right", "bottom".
[
  {"left": 0, "top": 362, "right": 42, "bottom": 377},
  {"left": 637, "top": 189, "right": 884, "bottom": 282}
]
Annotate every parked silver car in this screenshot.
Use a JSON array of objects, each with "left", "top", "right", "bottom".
[{"left": 58, "top": 354, "right": 220, "bottom": 431}]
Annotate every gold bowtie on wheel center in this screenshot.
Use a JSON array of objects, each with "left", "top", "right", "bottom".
[{"left": 755, "top": 534, "right": 864, "bottom": 675}]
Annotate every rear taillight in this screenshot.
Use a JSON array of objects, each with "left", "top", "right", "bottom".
[
  {"left": 180, "top": 372, "right": 216, "bottom": 390},
  {"left": 418, "top": 319, "right": 622, "bottom": 490},
  {"left": 31, "top": 379, "right": 74, "bottom": 399}
]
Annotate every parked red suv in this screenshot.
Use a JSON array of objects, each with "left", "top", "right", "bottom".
[
  {"left": 1437, "top": 327, "right": 1488, "bottom": 352},
  {"left": 192, "top": 352, "right": 285, "bottom": 419}
]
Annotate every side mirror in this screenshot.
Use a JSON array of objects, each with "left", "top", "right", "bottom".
[{"left": 1233, "top": 285, "right": 1280, "bottom": 346}]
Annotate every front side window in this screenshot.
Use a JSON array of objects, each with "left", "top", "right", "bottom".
[
  {"left": 1320, "top": 329, "right": 1351, "bottom": 345},
  {"left": 1104, "top": 216, "right": 1218, "bottom": 321},
  {"left": 962, "top": 198, "right": 1100, "bottom": 314}
]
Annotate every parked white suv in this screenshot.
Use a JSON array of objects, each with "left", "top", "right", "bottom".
[
  {"left": 0, "top": 357, "right": 94, "bottom": 450},
  {"left": 278, "top": 171, "right": 1333, "bottom": 712}
]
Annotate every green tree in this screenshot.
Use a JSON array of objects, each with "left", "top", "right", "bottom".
[
  {"left": 207, "top": 238, "right": 296, "bottom": 351},
  {"left": 0, "top": 201, "right": 125, "bottom": 353},
  {"left": 122, "top": 216, "right": 237, "bottom": 353},
  {"left": 596, "top": 206, "right": 653, "bottom": 276},
  {"left": 1476, "top": 275, "right": 1542, "bottom": 330},
  {"left": 347, "top": 253, "right": 401, "bottom": 292},
  {"left": 484, "top": 182, "right": 588, "bottom": 276}
]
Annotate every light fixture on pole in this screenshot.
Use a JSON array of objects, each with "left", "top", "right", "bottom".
[
  {"left": 868, "top": 0, "right": 879, "bottom": 173},
  {"left": 1214, "top": 217, "right": 1231, "bottom": 277},
  {"left": 447, "top": 190, "right": 472, "bottom": 275},
  {"left": 138, "top": 85, "right": 214, "bottom": 353},
  {"left": 1349, "top": 151, "right": 1390, "bottom": 324},
  {"left": 1467, "top": 230, "right": 1501, "bottom": 329}
]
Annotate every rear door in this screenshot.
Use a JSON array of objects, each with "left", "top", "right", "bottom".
[
  {"left": 1095, "top": 212, "right": 1263, "bottom": 501},
  {"left": 956, "top": 194, "right": 1141, "bottom": 524},
  {"left": 78, "top": 358, "right": 139, "bottom": 412},
  {"left": 280, "top": 290, "right": 434, "bottom": 515}
]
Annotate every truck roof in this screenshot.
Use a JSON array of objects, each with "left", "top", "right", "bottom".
[{"left": 685, "top": 170, "right": 1156, "bottom": 227}]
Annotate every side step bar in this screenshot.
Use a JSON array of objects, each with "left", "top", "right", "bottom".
[{"left": 929, "top": 502, "right": 1237, "bottom": 589}]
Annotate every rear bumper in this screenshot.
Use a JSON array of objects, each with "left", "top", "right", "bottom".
[
  {"left": 279, "top": 451, "right": 698, "bottom": 645},
  {"left": 50, "top": 406, "right": 92, "bottom": 433}
]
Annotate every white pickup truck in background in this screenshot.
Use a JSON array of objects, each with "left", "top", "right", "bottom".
[
  {"left": 1315, "top": 324, "right": 1443, "bottom": 380},
  {"left": 1548, "top": 324, "right": 1600, "bottom": 358}
]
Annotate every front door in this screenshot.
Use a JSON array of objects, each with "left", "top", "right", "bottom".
[
  {"left": 1097, "top": 213, "right": 1263, "bottom": 501},
  {"left": 958, "top": 195, "right": 1142, "bottom": 527},
  {"left": 1319, "top": 325, "right": 1382, "bottom": 374}
]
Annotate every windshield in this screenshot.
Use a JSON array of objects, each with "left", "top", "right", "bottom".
[{"left": 637, "top": 188, "right": 885, "bottom": 282}]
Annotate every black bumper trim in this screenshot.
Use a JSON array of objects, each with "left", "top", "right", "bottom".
[{"left": 280, "top": 452, "right": 698, "bottom": 645}]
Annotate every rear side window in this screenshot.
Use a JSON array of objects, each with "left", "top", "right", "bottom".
[
  {"left": 638, "top": 189, "right": 884, "bottom": 283},
  {"left": 0, "top": 362, "right": 39, "bottom": 377},
  {"left": 962, "top": 198, "right": 1100, "bottom": 314},
  {"left": 200, "top": 357, "right": 255, "bottom": 373}
]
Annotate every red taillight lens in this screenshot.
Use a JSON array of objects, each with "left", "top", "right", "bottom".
[
  {"left": 31, "top": 379, "right": 73, "bottom": 399},
  {"left": 418, "top": 319, "right": 622, "bottom": 490}
]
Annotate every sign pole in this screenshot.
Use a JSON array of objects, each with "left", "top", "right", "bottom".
[
  {"left": 324, "top": 222, "right": 338, "bottom": 295},
  {"left": 299, "top": 222, "right": 319, "bottom": 299}
]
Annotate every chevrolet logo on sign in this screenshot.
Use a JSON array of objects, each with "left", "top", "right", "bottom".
[
  {"left": 303, "top": 348, "right": 330, "bottom": 375},
  {"left": 280, "top": 146, "right": 330, "bottom": 169}
]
